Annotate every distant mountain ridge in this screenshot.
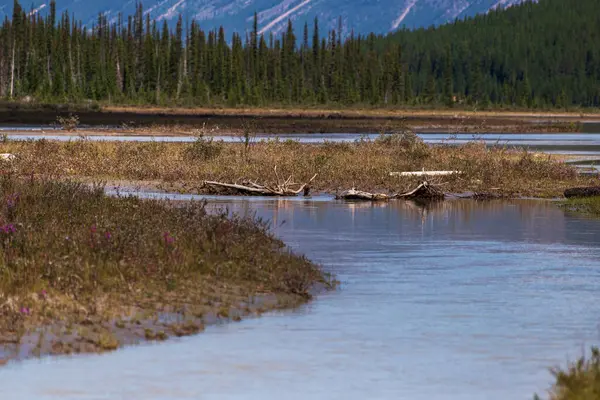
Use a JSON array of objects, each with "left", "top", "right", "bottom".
[{"left": 0, "top": 0, "right": 527, "bottom": 36}]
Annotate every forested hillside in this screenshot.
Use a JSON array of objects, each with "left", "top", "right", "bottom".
[{"left": 0, "top": 0, "right": 597, "bottom": 108}]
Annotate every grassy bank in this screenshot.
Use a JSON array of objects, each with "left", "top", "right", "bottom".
[
  {"left": 537, "top": 348, "right": 600, "bottom": 400},
  {"left": 0, "top": 101, "right": 590, "bottom": 133},
  {"left": 0, "top": 172, "right": 331, "bottom": 363},
  {"left": 0, "top": 134, "right": 592, "bottom": 198},
  {"left": 561, "top": 196, "right": 600, "bottom": 216}
]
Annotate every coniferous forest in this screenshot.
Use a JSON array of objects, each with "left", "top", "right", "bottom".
[{"left": 0, "top": 0, "right": 598, "bottom": 109}]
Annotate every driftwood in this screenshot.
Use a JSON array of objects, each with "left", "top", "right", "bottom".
[
  {"left": 394, "top": 181, "right": 445, "bottom": 199},
  {"left": 564, "top": 186, "right": 600, "bottom": 198},
  {"left": 390, "top": 170, "right": 462, "bottom": 177},
  {"left": 204, "top": 170, "right": 317, "bottom": 197},
  {"left": 336, "top": 189, "right": 390, "bottom": 201},
  {"left": 337, "top": 181, "right": 445, "bottom": 201}
]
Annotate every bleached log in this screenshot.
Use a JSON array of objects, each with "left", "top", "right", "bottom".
[
  {"left": 203, "top": 181, "right": 275, "bottom": 195},
  {"left": 393, "top": 181, "right": 445, "bottom": 200},
  {"left": 390, "top": 170, "right": 462, "bottom": 177},
  {"left": 336, "top": 189, "right": 391, "bottom": 201},
  {"left": 0, "top": 153, "right": 15, "bottom": 161},
  {"left": 337, "top": 181, "right": 445, "bottom": 201}
]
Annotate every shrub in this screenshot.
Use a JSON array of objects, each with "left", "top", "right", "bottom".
[
  {"left": 55, "top": 114, "right": 80, "bottom": 131},
  {"left": 184, "top": 134, "right": 223, "bottom": 161}
]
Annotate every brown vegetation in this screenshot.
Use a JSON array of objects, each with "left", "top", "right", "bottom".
[
  {"left": 0, "top": 133, "right": 591, "bottom": 198},
  {"left": 0, "top": 169, "right": 331, "bottom": 364}
]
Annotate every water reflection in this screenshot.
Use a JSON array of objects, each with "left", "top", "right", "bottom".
[{"left": 2, "top": 199, "right": 600, "bottom": 400}]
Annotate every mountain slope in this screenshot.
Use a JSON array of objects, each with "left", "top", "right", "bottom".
[{"left": 0, "top": 0, "right": 526, "bottom": 36}]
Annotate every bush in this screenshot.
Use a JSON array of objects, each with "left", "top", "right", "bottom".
[
  {"left": 184, "top": 134, "right": 224, "bottom": 161},
  {"left": 544, "top": 347, "right": 600, "bottom": 400},
  {"left": 375, "top": 129, "right": 431, "bottom": 160},
  {"left": 55, "top": 114, "right": 80, "bottom": 131}
]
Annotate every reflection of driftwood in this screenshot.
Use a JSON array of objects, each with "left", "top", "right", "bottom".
[
  {"left": 564, "top": 186, "right": 600, "bottom": 198},
  {"left": 204, "top": 172, "right": 317, "bottom": 197},
  {"left": 337, "top": 181, "right": 445, "bottom": 201}
]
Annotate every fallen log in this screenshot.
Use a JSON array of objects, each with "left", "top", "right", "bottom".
[
  {"left": 204, "top": 173, "right": 317, "bottom": 197},
  {"left": 336, "top": 189, "right": 391, "bottom": 201},
  {"left": 337, "top": 181, "right": 445, "bottom": 201},
  {"left": 390, "top": 170, "right": 462, "bottom": 177},
  {"left": 564, "top": 186, "right": 600, "bottom": 198},
  {"left": 393, "top": 181, "right": 445, "bottom": 200}
]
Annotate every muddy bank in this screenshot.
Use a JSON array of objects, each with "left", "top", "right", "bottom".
[
  {"left": 0, "top": 280, "right": 322, "bottom": 365},
  {"left": 0, "top": 103, "right": 592, "bottom": 133}
]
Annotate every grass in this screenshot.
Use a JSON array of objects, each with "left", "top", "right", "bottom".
[
  {"left": 0, "top": 175, "right": 323, "bottom": 297},
  {"left": 0, "top": 167, "right": 330, "bottom": 361},
  {"left": 0, "top": 133, "right": 590, "bottom": 198},
  {"left": 561, "top": 197, "right": 600, "bottom": 216},
  {"left": 538, "top": 347, "right": 600, "bottom": 400}
]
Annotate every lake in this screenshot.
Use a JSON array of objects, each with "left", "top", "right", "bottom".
[
  {"left": 3, "top": 131, "right": 600, "bottom": 156},
  {"left": 2, "top": 197, "right": 600, "bottom": 400}
]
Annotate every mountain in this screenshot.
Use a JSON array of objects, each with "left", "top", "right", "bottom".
[{"left": 0, "top": 0, "right": 527, "bottom": 36}]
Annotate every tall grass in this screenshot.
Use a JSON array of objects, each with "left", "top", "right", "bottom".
[
  {"left": 0, "top": 136, "right": 583, "bottom": 197},
  {"left": 562, "top": 197, "right": 600, "bottom": 216},
  {"left": 539, "top": 347, "right": 600, "bottom": 400},
  {"left": 0, "top": 173, "right": 325, "bottom": 303}
]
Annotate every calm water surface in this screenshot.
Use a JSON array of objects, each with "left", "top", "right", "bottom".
[
  {"left": 4, "top": 131, "right": 600, "bottom": 155},
  {"left": 2, "top": 199, "right": 600, "bottom": 400}
]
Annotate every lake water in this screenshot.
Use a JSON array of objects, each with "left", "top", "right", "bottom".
[
  {"left": 3, "top": 131, "right": 600, "bottom": 156},
  {"left": 2, "top": 198, "right": 600, "bottom": 400}
]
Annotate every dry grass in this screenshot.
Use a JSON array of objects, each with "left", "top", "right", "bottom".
[
  {"left": 99, "top": 105, "right": 600, "bottom": 119},
  {"left": 0, "top": 134, "right": 589, "bottom": 198}
]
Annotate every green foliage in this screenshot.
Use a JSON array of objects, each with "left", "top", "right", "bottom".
[
  {"left": 55, "top": 114, "right": 80, "bottom": 131},
  {"left": 545, "top": 347, "right": 600, "bottom": 400},
  {"left": 562, "top": 196, "right": 600, "bottom": 216},
  {"left": 0, "top": 0, "right": 599, "bottom": 108}
]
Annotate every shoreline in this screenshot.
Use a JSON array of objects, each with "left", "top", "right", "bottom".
[
  {"left": 0, "top": 104, "right": 596, "bottom": 134},
  {"left": 0, "top": 281, "right": 327, "bottom": 366},
  {"left": 0, "top": 175, "right": 334, "bottom": 366}
]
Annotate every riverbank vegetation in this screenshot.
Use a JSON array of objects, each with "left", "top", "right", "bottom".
[
  {"left": 0, "top": 0, "right": 599, "bottom": 109},
  {"left": 541, "top": 347, "right": 600, "bottom": 400},
  {"left": 0, "top": 133, "right": 591, "bottom": 198},
  {"left": 0, "top": 170, "right": 330, "bottom": 363},
  {"left": 561, "top": 196, "right": 600, "bottom": 216}
]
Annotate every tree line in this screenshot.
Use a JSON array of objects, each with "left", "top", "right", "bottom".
[{"left": 0, "top": 0, "right": 598, "bottom": 108}]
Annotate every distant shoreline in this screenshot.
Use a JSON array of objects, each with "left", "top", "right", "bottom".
[{"left": 0, "top": 103, "right": 595, "bottom": 134}]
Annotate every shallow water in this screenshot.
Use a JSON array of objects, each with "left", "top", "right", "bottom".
[
  {"left": 2, "top": 198, "right": 600, "bottom": 400},
  {"left": 4, "top": 131, "right": 600, "bottom": 155}
]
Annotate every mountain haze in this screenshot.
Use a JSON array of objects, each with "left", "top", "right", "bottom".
[{"left": 0, "top": 0, "right": 526, "bottom": 36}]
